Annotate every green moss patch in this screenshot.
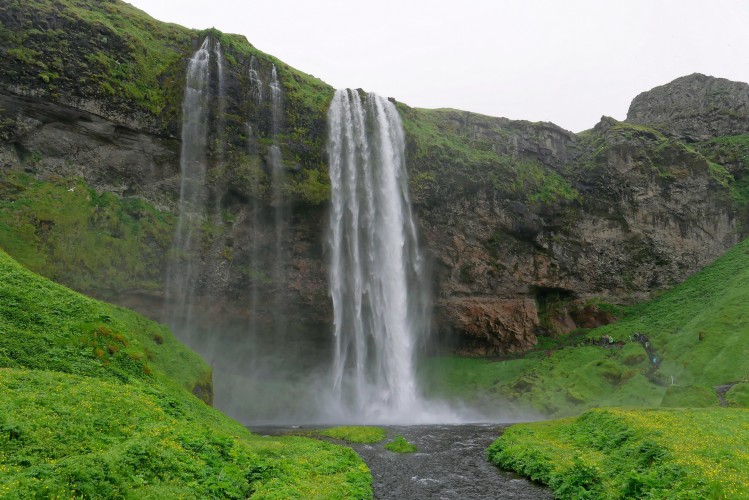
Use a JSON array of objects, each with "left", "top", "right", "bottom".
[
  {"left": 1, "top": 0, "right": 193, "bottom": 120},
  {"left": 0, "top": 369, "right": 371, "bottom": 499},
  {"left": 384, "top": 436, "right": 417, "bottom": 454},
  {"left": 0, "top": 247, "right": 204, "bottom": 392},
  {"left": 320, "top": 426, "right": 386, "bottom": 444},
  {"left": 660, "top": 384, "right": 719, "bottom": 408},
  {"left": 399, "top": 106, "right": 579, "bottom": 206},
  {"left": 488, "top": 408, "right": 749, "bottom": 499}
]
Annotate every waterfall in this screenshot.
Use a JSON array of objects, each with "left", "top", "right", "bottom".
[
  {"left": 326, "top": 89, "right": 432, "bottom": 421},
  {"left": 247, "top": 56, "right": 263, "bottom": 340},
  {"left": 249, "top": 56, "right": 263, "bottom": 103},
  {"left": 268, "top": 64, "right": 288, "bottom": 344},
  {"left": 246, "top": 56, "right": 262, "bottom": 139},
  {"left": 215, "top": 41, "right": 227, "bottom": 166},
  {"left": 164, "top": 38, "right": 212, "bottom": 338},
  {"left": 210, "top": 41, "right": 228, "bottom": 278},
  {"left": 269, "top": 64, "right": 282, "bottom": 135}
]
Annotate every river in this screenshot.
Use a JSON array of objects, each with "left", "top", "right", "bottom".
[{"left": 250, "top": 424, "right": 553, "bottom": 499}]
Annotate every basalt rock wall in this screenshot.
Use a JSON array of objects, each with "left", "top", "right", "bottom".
[{"left": 0, "top": 0, "right": 745, "bottom": 356}]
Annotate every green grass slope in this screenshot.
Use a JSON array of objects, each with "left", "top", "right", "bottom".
[
  {"left": 488, "top": 407, "right": 749, "bottom": 499},
  {"left": 0, "top": 249, "right": 371, "bottom": 498},
  {"left": 426, "top": 237, "right": 749, "bottom": 417},
  {"left": 0, "top": 246, "right": 206, "bottom": 395}
]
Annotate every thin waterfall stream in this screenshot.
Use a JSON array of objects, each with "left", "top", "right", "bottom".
[
  {"left": 164, "top": 38, "right": 212, "bottom": 343},
  {"left": 268, "top": 64, "right": 289, "bottom": 350}
]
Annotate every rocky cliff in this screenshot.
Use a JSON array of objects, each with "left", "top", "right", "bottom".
[
  {"left": 0, "top": 0, "right": 746, "bottom": 361},
  {"left": 400, "top": 106, "right": 737, "bottom": 354},
  {"left": 628, "top": 73, "right": 749, "bottom": 141}
]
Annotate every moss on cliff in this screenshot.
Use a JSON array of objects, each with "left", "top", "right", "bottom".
[
  {"left": 209, "top": 29, "right": 335, "bottom": 203},
  {"left": 1, "top": 0, "right": 192, "bottom": 122},
  {"left": 398, "top": 104, "right": 579, "bottom": 207},
  {"left": 693, "top": 134, "right": 749, "bottom": 232},
  {"left": 1, "top": 0, "right": 335, "bottom": 208},
  {"left": 0, "top": 171, "right": 173, "bottom": 299}
]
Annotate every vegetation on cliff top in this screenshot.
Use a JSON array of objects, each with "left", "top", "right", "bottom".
[
  {"left": 488, "top": 407, "right": 749, "bottom": 499},
  {"left": 694, "top": 134, "right": 749, "bottom": 232},
  {"left": 0, "top": 249, "right": 372, "bottom": 498},
  {"left": 426, "top": 237, "right": 749, "bottom": 417},
  {"left": 1, "top": 0, "right": 193, "bottom": 119},
  {"left": 1, "top": 0, "right": 336, "bottom": 206},
  {"left": 398, "top": 105, "right": 580, "bottom": 207}
]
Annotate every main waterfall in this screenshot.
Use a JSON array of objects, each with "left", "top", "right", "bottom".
[{"left": 326, "top": 89, "right": 432, "bottom": 421}]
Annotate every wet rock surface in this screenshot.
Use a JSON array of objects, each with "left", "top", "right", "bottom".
[{"left": 252, "top": 424, "right": 553, "bottom": 500}]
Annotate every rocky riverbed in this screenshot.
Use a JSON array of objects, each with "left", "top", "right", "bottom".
[{"left": 251, "top": 424, "right": 553, "bottom": 499}]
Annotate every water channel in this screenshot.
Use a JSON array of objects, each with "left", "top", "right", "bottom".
[{"left": 250, "top": 424, "right": 553, "bottom": 499}]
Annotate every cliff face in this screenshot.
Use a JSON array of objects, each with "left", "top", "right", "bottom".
[
  {"left": 0, "top": 1, "right": 746, "bottom": 358},
  {"left": 627, "top": 73, "right": 749, "bottom": 142},
  {"left": 401, "top": 108, "right": 737, "bottom": 354}
]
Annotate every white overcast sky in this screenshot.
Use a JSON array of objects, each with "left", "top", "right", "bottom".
[{"left": 126, "top": 0, "right": 749, "bottom": 132}]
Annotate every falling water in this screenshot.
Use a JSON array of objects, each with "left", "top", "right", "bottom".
[
  {"left": 209, "top": 41, "right": 228, "bottom": 277},
  {"left": 249, "top": 56, "right": 263, "bottom": 107},
  {"left": 164, "top": 38, "right": 212, "bottom": 338},
  {"left": 326, "top": 89, "right": 433, "bottom": 421},
  {"left": 246, "top": 56, "right": 263, "bottom": 140},
  {"left": 268, "top": 64, "right": 288, "bottom": 345},
  {"left": 215, "top": 41, "right": 227, "bottom": 165},
  {"left": 247, "top": 56, "right": 263, "bottom": 339},
  {"left": 269, "top": 64, "right": 282, "bottom": 135}
]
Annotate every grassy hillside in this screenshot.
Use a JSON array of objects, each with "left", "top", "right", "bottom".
[
  {"left": 0, "top": 246, "right": 206, "bottom": 394},
  {"left": 0, "top": 249, "right": 371, "bottom": 498},
  {"left": 425, "top": 237, "right": 749, "bottom": 416},
  {"left": 488, "top": 408, "right": 749, "bottom": 499}
]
